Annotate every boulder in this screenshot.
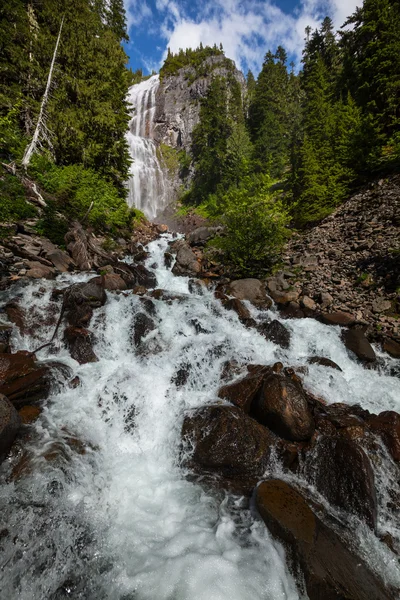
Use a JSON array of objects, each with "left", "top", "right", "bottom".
[
  {"left": 131, "top": 264, "right": 157, "bottom": 288},
  {"left": 0, "top": 325, "right": 12, "bottom": 353},
  {"left": 182, "top": 405, "right": 276, "bottom": 495},
  {"left": 171, "top": 240, "right": 201, "bottom": 276},
  {"left": 342, "top": 327, "right": 376, "bottom": 362},
  {"left": 91, "top": 273, "right": 127, "bottom": 291},
  {"left": 372, "top": 298, "right": 392, "bottom": 314},
  {"left": 218, "top": 369, "right": 269, "bottom": 412},
  {"left": 319, "top": 292, "right": 333, "bottom": 309},
  {"left": 187, "top": 226, "right": 222, "bottom": 246},
  {"left": 252, "top": 373, "right": 315, "bottom": 441},
  {"left": 305, "top": 435, "right": 377, "bottom": 529},
  {"left": 112, "top": 262, "right": 136, "bottom": 288},
  {"left": 308, "top": 356, "right": 342, "bottom": 371},
  {"left": 64, "top": 327, "right": 98, "bottom": 364},
  {"left": 5, "top": 301, "right": 28, "bottom": 334},
  {"left": 367, "top": 411, "right": 400, "bottom": 462},
  {"left": 222, "top": 297, "right": 256, "bottom": 327},
  {"left": 268, "top": 289, "right": 300, "bottom": 305},
  {"left": 63, "top": 278, "right": 107, "bottom": 327},
  {"left": 26, "top": 262, "right": 56, "bottom": 279},
  {"left": 47, "top": 249, "right": 74, "bottom": 273},
  {"left": 0, "top": 394, "right": 21, "bottom": 461},
  {"left": 259, "top": 320, "right": 291, "bottom": 349},
  {"left": 319, "top": 311, "right": 356, "bottom": 326},
  {"left": 228, "top": 279, "right": 272, "bottom": 309},
  {"left": 0, "top": 352, "right": 51, "bottom": 407},
  {"left": 18, "top": 405, "right": 41, "bottom": 424},
  {"left": 132, "top": 312, "right": 156, "bottom": 347},
  {"left": 256, "top": 479, "right": 396, "bottom": 600},
  {"left": 383, "top": 338, "right": 400, "bottom": 359}
]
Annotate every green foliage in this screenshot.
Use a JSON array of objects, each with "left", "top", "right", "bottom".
[
  {"left": 159, "top": 44, "right": 226, "bottom": 81},
  {"left": 35, "top": 200, "right": 69, "bottom": 246},
  {"left": 0, "top": 101, "right": 25, "bottom": 161},
  {"left": 218, "top": 175, "right": 290, "bottom": 274},
  {"left": 0, "top": 168, "right": 37, "bottom": 222},
  {"left": 36, "top": 163, "right": 133, "bottom": 231}
]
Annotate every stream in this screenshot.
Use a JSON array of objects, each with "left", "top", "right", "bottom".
[{"left": 1, "top": 234, "right": 400, "bottom": 599}]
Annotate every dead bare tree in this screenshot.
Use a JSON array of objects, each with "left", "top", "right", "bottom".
[{"left": 22, "top": 15, "right": 64, "bottom": 170}]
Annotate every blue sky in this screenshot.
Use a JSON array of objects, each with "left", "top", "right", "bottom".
[{"left": 123, "top": 0, "right": 360, "bottom": 76}]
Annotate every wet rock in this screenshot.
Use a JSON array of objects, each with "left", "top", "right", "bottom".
[
  {"left": 0, "top": 325, "right": 12, "bottom": 353},
  {"left": 279, "top": 301, "right": 305, "bottom": 319},
  {"left": 383, "top": 338, "right": 400, "bottom": 358},
  {"left": 139, "top": 297, "right": 156, "bottom": 316},
  {"left": 5, "top": 301, "right": 27, "bottom": 334},
  {"left": 131, "top": 264, "right": 157, "bottom": 288},
  {"left": 0, "top": 351, "right": 51, "bottom": 407},
  {"left": 308, "top": 356, "right": 342, "bottom": 371},
  {"left": 164, "top": 251, "right": 173, "bottom": 268},
  {"left": 133, "top": 312, "right": 156, "bottom": 347},
  {"left": 342, "top": 327, "right": 376, "bottom": 362},
  {"left": 252, "top": 373, "right": 315, "bottom": 441},
  {"left": 182, "top": 405, "right": 276, "bottom": 495},
  {"left": 319, "top": 311, "right": 356, "bottom": 326},
  {"left": 367, "top": 411, "right": 400, "bottom": 462},
  {"left": 64, "top": 278, "right": 107, "bottom": 310},
  {"left": 188, "top": 279, "right": 208, "bottom": 295},
  {"left": 0, "top": 394, "right": 21, "bottom": 461},
  {"left": 112, "top": 263, "right": 136, "bottom": 289},
  {"left": 64, "top": 327, "right": 98, "bottom": 364},
  {"left": 18, "top": 405, "right": 41, "bottom": 424},
  {"left": 259, "top": 320, "right": 291, "bottom": 349},
  {"left": 305, "top": 436, "right": 377, "bottom": 529},
  {"left": 218, "top": 369, "right": 269, "bottom": 412},
  {"left": 91, "top": 273, "right": 127, "bottom": 291},
  {"left": 67, "top": 304, "right": 93, "bottom": 328},
  {"left": 26, "top": 262, "right": 56, "bottom": 279},
  {"left": 171, "top": 363, "right": 191, "bottom": 387},
  {"left": 228, "top": 279, "right": 272, "bottom": 309},
  {"left": 171, "top": 240, "right": 201, "bottom": 276},
  {"left": 65, "top": 222, "right": 91, "bottom": 270},
  {"left": 222, "top": 297, "right": 255, "bottom": 326},
  {"left": 256, "top": 479, "right": 395, "bottom": 600}
]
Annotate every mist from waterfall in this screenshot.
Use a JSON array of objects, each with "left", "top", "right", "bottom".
[{"left": 126, "top": 75, "right": 168, "bottom": 221}]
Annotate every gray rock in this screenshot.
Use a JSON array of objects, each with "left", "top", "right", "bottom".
[
  {"left": 372, "top": 298, "right": 392, "bottom": 313},
  {"left": 228, "top": 279, "right": 272, "bottom": 308},
  {"left": 187, "top": 226, "right": 222, "bottom": 246},
  {"left": 171, "top": 240, "right": 201, "bottom": 276}
]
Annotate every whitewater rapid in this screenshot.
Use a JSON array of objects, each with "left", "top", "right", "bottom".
[{"left": 1, "top": 235, "right": 400, "bottom": 599}]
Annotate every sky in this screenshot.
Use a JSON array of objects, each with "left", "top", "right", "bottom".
[{"left": 123, "top": 0, "right": 360, "bottom": 76}]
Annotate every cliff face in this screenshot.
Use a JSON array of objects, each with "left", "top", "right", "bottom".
[{"left": 153, "top": 56, "right": 246, "bottom": 153}]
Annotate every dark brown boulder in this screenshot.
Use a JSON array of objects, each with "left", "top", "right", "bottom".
[
  {"left": 256, "top": 479, "right": 396, "bottom": 600},
  {"left": 26, "top": 262, "right": 56, "bottom": 279},
  {"left": 0, "top": 394, "right": 21, "bottom": 461},
  {"left": 5, "top": 301, "right": 27, "bottom": 334},
  {"left": 308, "top": 356, "right": 342, "bottom": 371},
  {"left": 383, "top": 338, "right": 400, "bottom": 359},
  {"left": 259, "top": 320, "right": 291, "bottom": 349},
  {"left": 218, "top": 369, "right": 268, "bottom": 412},
  {"left": 223, "top": 297, "right": 256, "bottom": 327},
  {"left": 63, "top": 278, "right": 107, "bottom": 327},
  {"left": 0, "top": 352, "right": 51, "bottom": 407},
  {"left": 133, "top": 312, "right": 156, "bottom": 347},
  {"left": 112, "top": 262, "right": 136, "bottom": 288},
  {"left": 131, "top": 264, "right": 157, "bottom": 288},
  {"left": 342, "top": 327, "right": 376, "bottom": 362},
  {"left": 64, "top": 327, "right": 98, "bottom": 364},
  {"left": 182, "top": 405, "right": 276, "bottom": 495},
  {"left": 0, "top": 325, "right": 12, "bottom": 353},
  {"left": 367, "top": 411, "right": 400, "bottom": 462},
  {"left": 319, "top": 311, "right": 356, "bottom": 326},
  {"left": 252, "top": 373, "right": 315, "bottom": 441},
  {"left": 304, "top": 435, "right": 377, "bottom": 529}
]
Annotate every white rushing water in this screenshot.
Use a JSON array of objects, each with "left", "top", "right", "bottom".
[
  {"left": 1, "top": 235, "right": 400, "bottom": 599},
  {"left": 126, "top": 76, "right": 168, "bottom": 221}
]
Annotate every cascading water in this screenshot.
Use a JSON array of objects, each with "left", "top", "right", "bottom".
[
  {"left": 126, "top": 75, "right": 168, "bottom": 221},
  {"left": 1, "top": 235, "right": 400, "bottom": 599}
]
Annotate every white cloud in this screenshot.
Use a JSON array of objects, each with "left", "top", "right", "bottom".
[
  {"left": 124, "top": 0, "right": 153, "bottom": 29},
  {"left": 126, "top": 0, "right": 360, "bottom": 74}
]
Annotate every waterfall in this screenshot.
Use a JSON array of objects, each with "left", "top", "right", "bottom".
[
  {"left": 126, "top": 75, "right": 167, "bottom": 221},
  {"left": 1, "top": 235, "right": 400, "bottom": 599}
]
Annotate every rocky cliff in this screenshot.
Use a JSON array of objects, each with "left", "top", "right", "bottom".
[{"left": 154, "top": 55, "right": 246, "bottom": 153}]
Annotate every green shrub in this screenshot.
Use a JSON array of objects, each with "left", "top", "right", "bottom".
[
  {"left": 0, "top": 169, "right": 37, "bottom": 222},
  {"left": 218, "top": 175, "right": 290, "bottom": 274},
  {"left": 35, "top": 163, "right": 132, "bottom": 231}
]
